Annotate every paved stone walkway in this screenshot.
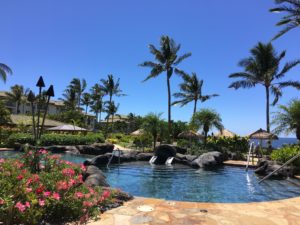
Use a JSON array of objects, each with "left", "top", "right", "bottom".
[{"left": 88, "top": 197, "right": 300, "bottom": 225}]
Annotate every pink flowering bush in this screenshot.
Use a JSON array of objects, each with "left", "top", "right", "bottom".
[{"left": 0, "top": 149, "right": 119, "bottom": 225}]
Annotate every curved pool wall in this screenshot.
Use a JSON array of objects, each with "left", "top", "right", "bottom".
[
  {"left": 100, "top": 162, "right": 300, "bottom": 203},
  {"left": 1, "top": 151, "right": 300, "bottom": 203}
]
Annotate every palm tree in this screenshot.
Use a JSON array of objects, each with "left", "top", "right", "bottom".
[
  {"left": 104, "top": 101, "right": 119, "bottom": 132},
  {"left": 100, "top": 74, "right": 124, "bottom": 104},
  {"left": 90, "top": 83, "right": 105, "bottom": 122},
  {"left": 191, "top": 109, "right": 224, "bottom": 145},
  {"left": 270, "top": 0, "right": 300, "bottom": 40},
  {"left": 272, "top": 99, "right": 300, "bottom": 140},
  {"left": 228, "top": 42, "right": 300, "bottom": 133},
  {"left": 142, "top": 113, "right": 164, "bottom": 149},
  {"left": 81, "top": 92, "right": 92, "bottom": 126},
  {"left": 68, "top": 78, "right": 87, "bottom": 110},
  {"left": 140, "top": 35, "right": 191, "bottom": 143},
  {"left": 0, "top": 63, "right": 12, "bottom": 83},
  {"left": 173, "top": 71, "right": 219, "bottom": 116},
  {"left": 60, "top": 88, "right": 77, "bottom": 110},
  {"left": 6, "top": 85, "right": 29, "bottom": 114},
  {"left": 100, "top": 74, "right": 125, "bottom": 128}
]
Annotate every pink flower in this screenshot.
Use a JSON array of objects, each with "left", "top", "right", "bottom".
[
  {"left": 102, "top": 190, "right": 110, "bottom": 199},
  {"left": 0, "top": 199, "right": 5, "bottom": 205},
  {"left": 0, "top": 159, "right": 5, "bottom": 163},
  {"left": 26, "top": 187, "right": 32, "bottom": 193},
  {"left": 56, "top": 181, "right": 68, "bottom": 190},
  {"left": 15, "top": 202, "right": 26, "bottom": 212},
  {"left": 36, "top": 186, "right": 44, "bottom": 194},
  {"left": 17, "top": 175, "right": 24, "bottom": 180},
  {"left": 62, "top": 168, "right": 75, "bottom": 177},
  {"left": 80, "top": 163, "right": 86, "bottom": 171},
  {"left": 52, "top": 192, "right": 60, "bottom": 200},
  {"left": 43, "top": 191, "right": 51, "bottom": 197},
  {"left": 39, "top": 199, "right": 45, "bottom": 207},
  {"left": 83, "top": 201, "right": 93, "bottom": 207},
  {"left": 77, "top": 174, "right": 83, "bottom": 183},
  {"left": 25, "top": 202, "right": 30, "bottom": 208},
  {"left": 39, "top": 149, "right": 48, "bottom": 154},
  {"left": 75, "top": 192, "right": 84, "bottom": 198},
  {"left": 32, "top": 174, "right": 39, "bottom": 183},
  {"left": 26, "top": 178, "right": 33, "bottom": 186},
  {"left": 68, "top": 178, "right": 76, "bottom": 187}
]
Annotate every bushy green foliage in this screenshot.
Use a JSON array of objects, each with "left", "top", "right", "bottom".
[
  {"left": 0, "top": 101, "right": 11, "bottom": 125},
  {"left": 48, "top": 110, "right": 86, "bottom": 128},
  {"left": 0, "top": 149, "right": 118, "bottom": 224},
  {"left": 7, "top": 133, "right": 104, "bottom": 147},
  {"left": 271, "top": 145, "right": 300, "bottom": 167},
  {"left": 206, "top": 136, "right": 249, "bottom": 153}
]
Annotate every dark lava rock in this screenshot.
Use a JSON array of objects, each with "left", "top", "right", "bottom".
[
  {"left": 136, "top": 153, "right": 153, "bottom": 161},
  {"left": 88, "top": 153, "right": 111, "bottom": 166},
  {"left": 191, "top": 151, "right": 224, "bottom": 168},
  {"left": 154, "top": 145, "right": 177, "bottom": 164},
  {"left": 84, "top": 173, "right": 109, "bottom": 187},
  {"left": 78, "top": 143, "right": 114, "bottom": 155},
  {"left": 174, "top": 146, "right": 187, "bottom": 154},
  {"left": 255, "top": 159, "right": 294, "bottom": 178}
]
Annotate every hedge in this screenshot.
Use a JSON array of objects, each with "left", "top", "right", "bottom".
[
  {"left": 7, "top": 133, "right": 105, "bottom": 146},
  {"left": 271, "top": 145, "right": 300, "bottom": 167}
]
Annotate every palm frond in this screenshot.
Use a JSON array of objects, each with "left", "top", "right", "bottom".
[
  {"left": 276, "top": 59, "right": 300, "bottom": 79},
  {"left": 173, "top": 53, "right": 192, "bottom": 66},
  {"left": 228, "top": 80, "right": 256, "bottom": 89},
  {"left": 200, "top": 94, "right": 219, "bottom": 102},
  {"left": 0, "top": 63, "right": 13, "bottom": 82},
  {"left": 272, "top": 22, "right": 299, "bottom": 40},
  {"left": 279, "top": 80, "right": 300, "bottom": 89},
  {"left": 142, "top": 65, "right": 164, "bottom": 82},
  {"left": 270, "top": 86, "right": 282, "bottom": 105}
]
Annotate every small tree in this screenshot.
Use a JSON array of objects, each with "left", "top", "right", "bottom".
[
  {"left": 272, "top": 99, "right": 300, "bottom": 141},
  {"left": 191, "top": 109, "right": 224, "bottom": 146},
  {"left": 142, "top": 113, "right": 164, "bottom": 149},
  {"left": 0, "top": 100, "right": 11, "bottom": 125}
]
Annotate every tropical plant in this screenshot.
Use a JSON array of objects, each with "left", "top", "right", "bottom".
[
  {"left": 173, "top": 71, "right": 219, "bottom": 116},
  {"left": 81, "top": 93, "right": 92, "bottom": 126},
  {"left": 271, "top": 145, "right": 300, "bottom": 166},
  {"left": 272, "top": 99, "right": 300, "bottom": 140},
  {"left": 0, "top": 100, "right": 11, "bottom": 125},
  {"left": 140, "top": 35, "right": 191, "bottom": 142},
  {"left": 191, "top": 109, "right": 224, "bottom": 145},
  {"left": 6, "top": 85, "right": 29, "bottom": 114},
  {"left": 270, "top": 0, "right": 300, "bottom": 39},
  {"left": 228, "top": 42, "right": 300, "bottom": 133},
  {"left": 68, "top": 78, "right": 87, "bottom": 110},
  {"left": 142, "top": 113, "right": 164, "bottom": 149},
  {"left": 0, "top": 63, "right": 12, "bottom": 82}
]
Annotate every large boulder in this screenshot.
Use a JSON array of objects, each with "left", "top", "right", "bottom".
[
  {"left": 255, "top": 159, "right": 294, "bottom": 178},
  {"left": 77, "top": 143, "right": 114, "bottom": 155},
  {"left": 191, "top": 151, "right": 224, "bottom": 168},
  {"left": 45, "top": 145, "right": 80, "bottom": 154},
  {"left": 136, "top": 153, "right": 153, "bottom": 161},
  {"left": 84, "top": 165, "right": 109, "bottom": 187},
  {"left": 86, "top": 153, "right": 112, "bottom": 166},
  {"left": 154, "top": 145, "right": 177, "bottom": 164}
]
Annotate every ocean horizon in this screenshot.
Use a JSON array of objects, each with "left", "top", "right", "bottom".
[{"left": 251, "top": 137, "right": 298, "bottom": 149}]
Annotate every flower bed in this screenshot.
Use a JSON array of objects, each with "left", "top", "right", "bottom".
[{"left": 0, "top": 149, "right": 126, "bottom": 224}]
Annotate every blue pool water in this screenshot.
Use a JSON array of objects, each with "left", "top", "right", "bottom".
[{"left": 1, "top": 151, "right": 300, "bottom": 203}]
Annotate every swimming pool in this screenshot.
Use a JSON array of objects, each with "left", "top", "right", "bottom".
[{"left": 1, "top": 151, "right": 300, "bottom": 203}]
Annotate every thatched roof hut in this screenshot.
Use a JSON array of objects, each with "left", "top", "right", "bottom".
[
  {"left": 215, "top": 129, "right": 237, "bottom": 138},
  {"left": 130, "top": 129, "right": 145, "bottom": 136},
  {"left": 248, "top": 128, "right": 278, "bottom": 140},
  {"left": 178, "top": 130, "right": 203, "bottom": 139},
  {"left": 47, "top": 124, "right": 87, "bottom": 132}
]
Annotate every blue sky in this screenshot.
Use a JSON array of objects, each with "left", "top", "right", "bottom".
[{"left": 0, "top": 0, "right": 300, "bottom": 136}]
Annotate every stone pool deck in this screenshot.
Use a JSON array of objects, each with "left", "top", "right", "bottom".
[{"left": 89, "top": 197, "right": 300, "bottom": 225}]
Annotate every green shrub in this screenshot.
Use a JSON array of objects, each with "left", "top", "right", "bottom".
[
  {"left": 206, "top": 136, "right": 249, "bottom": 153},
  {"left": 271, "top": 145, "right": 300, "bottom": 167},
  {"left": 7, "top": 133, "right": 105, "bottom": 147}
]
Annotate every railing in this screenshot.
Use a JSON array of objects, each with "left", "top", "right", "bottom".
[
  {"left": 149, "top": 156, "right": 157, "bottom": 164},
  {"left": 246, "top": 142, "right": 255, "bottom": 171},
  {"left": 165, "top": 157, "right": 174, "bottom": 165},
  {"left": 258, "top": 153, "right": 300, "bottom": 184}
]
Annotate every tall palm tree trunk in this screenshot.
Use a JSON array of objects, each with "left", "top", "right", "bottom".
[
  {"left": 153, "top": 135, "right": 157, "bottom": 149},
  {"left": 111, "top": 114, "right": 114, "bottom": 132},
  {"left": 193, "top": 99, "right": 198, "bottom": 116},
  {"left": 167, "top": 75, "right": 172, "bottom": 144},
  {"left": 296, "top": 126, "right": 300, "bottom": 141},
  {"left": 265, "top": 86, "right": 270, "bottom": 132}
]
